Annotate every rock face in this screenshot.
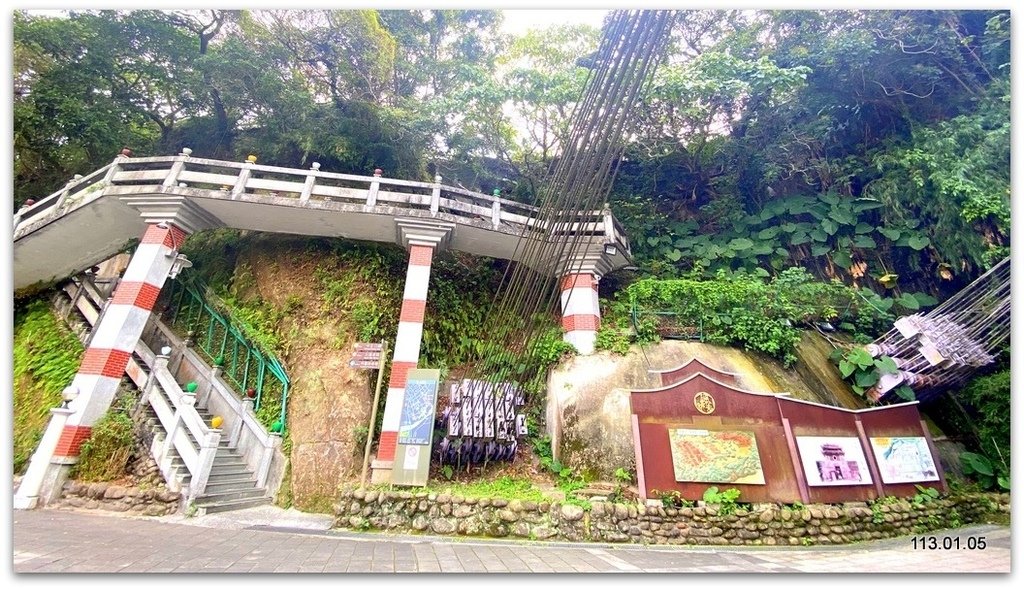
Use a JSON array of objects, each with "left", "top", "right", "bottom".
[
  {"left": 235, "top": 244, "right": 372, "bottom": 510},
  {"left": 333, "top": 489, "right": 1002, "bottom": 547},
  {"left": 546, "top": 335, "right": 866, "bottom": 480}
]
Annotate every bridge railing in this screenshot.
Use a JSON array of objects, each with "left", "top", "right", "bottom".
[{"left": 14, "top": 154, "right": 631, "bottom": 257}]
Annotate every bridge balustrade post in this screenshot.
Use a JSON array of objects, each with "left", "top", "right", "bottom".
[
  {"left": 300, "top": 162, "right": 320, "bottom": 202},
  {"left": 365, "top": 168, "right": 382, "bottom": 210},
  {"left": 14, "top": 221, "right": 193, "bottom": 510},
  {"left": 161, "top": 148, "right": 192, "bottom": 189},
  {"left": 102, "top": 150, "right": 131, "bottom": 184},
  {"left": 231, "top": 160, "right": 254, "bottom": 200},
  {"left": 189, "top": 429, "right": 221, "bottom": 501},
  {"left": 430, "top": 175, "right": 442, "bottom": 215},
  {"left": 491, "top": 201, "right": 501, "bottom": 228},
  {"left": 54, "top": 174, "right": 84, "bottom": 211}
]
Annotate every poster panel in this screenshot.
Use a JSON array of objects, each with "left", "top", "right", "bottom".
[
  {"left": 398, "top": 375, "right": 440, "bottom": 445},
  {"left": 796, "top": 436, "right": 873, "bottom": 486},
  {"left": 869, "top": 436, "right": 940, "bottom": 484},
  {"left": 668, "top": 429, "right": 766, "bottom": 484},
  {"left": 393, "top": 369, "right": 441, "bottom": 487}
]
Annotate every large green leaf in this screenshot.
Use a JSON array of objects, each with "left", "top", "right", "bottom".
[
  {"left": 666, "top": 249, "right": 683, "bottom": 262},
  {"left": 908, "top": 235, "right": 930, "bottom": 250},
  {"left": 962, "top": 452, "right": 994, "bottom": 476},
  {"left": 848, "top": 348, "right": 875, "bottom": 368},
  {"left": 810, "top": 229, "right": 828, "bottom": 242},
  {"left": 821, "top": 218, "right": 838, "bottom": 235},
  {"left": 852, "top": 198, "right": 884, "bottom": 212},
  {"left": 811, "top": 244, "right": 830, "bottom": 256},
  {"left": 833, "top": 250, "right": 852, "bottom": 269},
  {"left": 911, "top": 292, "right": 938, "bottom": 307},
  {"left": 854, "top": 222, "right": 874, "bottom": 234},
  {"left": 896, "top": 293, "right": 920, "bottom": 310},
  {"left": 853, "top": 235, "right": 877, "bottom": 249},
  {"left": 894, "top": 385, "right": 916, "bottom": 401},
  {"left": 855, "top": 370, "right": 879, "bottom": 388},
  {"left": 874, "top": 356, "right": 899, "bottom": 375},
  {"left": 828, "top": 207, "right": 856, "bottom": 226},
  {"left": 729, "top": 237, "right": 754, "bottom": 250},
  {"left": 839, "top": 359, "right": 856, "bottom": 378},
  {"left": 790, "top": 232, "right": 811, "bottom": 245},
  {"left": 757, "top": 227, "right": 780, "bottom": 240},
  {"left": 878, "top": 227, "right": 901, "bottom": 241},
  {"left": 819, "top": 192, "right": 840, "bottom": 206}
]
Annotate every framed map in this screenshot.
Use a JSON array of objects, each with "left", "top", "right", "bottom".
[
  {"left": 398, "top": 375, "right": 440, "bottom": 446},
  {"left": 668, "top": 429, "right": 765, "bottom": 484},
  {"left": 869, "top": 437, "right": 940, "bottom": 484},
  {"left": 796, "top": 436, "right": 873, "bottom": 486}
]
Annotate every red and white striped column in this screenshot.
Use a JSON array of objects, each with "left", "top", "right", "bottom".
[
  {"left": 370, "top": 219, "right": 453, "bottom": 483},
  {"left": 15, "top": 222, "right": 189, "bottom": 508},
  {"left": 373, "top": 244, "right": 435, "bottom": 477},
  {"left": 560, "top": 272, "right": 601, "bottom": 355}
]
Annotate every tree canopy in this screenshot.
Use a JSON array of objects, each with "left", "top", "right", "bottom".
[{"left": 13, "top": 9, "right": 1010, "bottom": 297}]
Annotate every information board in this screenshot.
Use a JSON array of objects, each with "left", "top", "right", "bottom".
[{"left": 391, "top": 369, "right": 441, "bottom": 486}]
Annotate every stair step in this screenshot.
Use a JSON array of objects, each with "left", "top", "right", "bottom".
[
  {"left": 196, "top": 487, "right": 268, "bottom": 504},
  {"left": 203, "top": 480, "right": 259, "bottom": 495},
  {"left": 197, "top": 496, "right": 273, "bottom": 515}
]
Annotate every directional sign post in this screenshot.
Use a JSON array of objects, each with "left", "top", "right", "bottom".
[{"left": 354, "top": 341, "right": 388, "bottom": 490}]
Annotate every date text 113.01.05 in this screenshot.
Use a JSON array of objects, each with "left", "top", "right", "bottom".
[{"left": 912, "top": 536, "right": 986, "bottom": 550}]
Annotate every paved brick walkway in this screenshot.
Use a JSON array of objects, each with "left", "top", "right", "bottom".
[{"left": 11, "top": 507, "right": 1012, "bottom": 574}]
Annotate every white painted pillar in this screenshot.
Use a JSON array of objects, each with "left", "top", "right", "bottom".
[{"left": 13, "top": 407, "right": 73, "bottom": 509}]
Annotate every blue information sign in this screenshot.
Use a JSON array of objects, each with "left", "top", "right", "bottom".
[{"left": 398, "top": 375, "right": 439, "bottom": 446}]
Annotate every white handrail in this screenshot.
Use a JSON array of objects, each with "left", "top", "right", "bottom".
[{"left": 14, "top": 155, "right": 626, "bottom": 247}]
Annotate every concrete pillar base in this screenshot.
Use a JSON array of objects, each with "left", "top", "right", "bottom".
[
  {"left": 370, "top": 460, "right": 394, "bottom": 485},
  {"left": 38, "top": 462, "right": 74, "bottom": 507}
]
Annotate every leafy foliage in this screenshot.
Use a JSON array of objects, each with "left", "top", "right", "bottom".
[
  {"left": 960, "top": 451, "right": 1009, "bottom": 492},
  {"left": 72, "top": 410, "right": 135, "bottom": 482},
  {"left": 13, "top": 300, "right": 84, "bottom": 474},
  {"left": 701, "top": 486, "right": 742, "bottom": 515},
  {"left": 606, "top": 268, "right": 893, "bottom": 365}
]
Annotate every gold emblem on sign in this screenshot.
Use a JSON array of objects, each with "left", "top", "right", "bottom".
[{"left": 693, "top": 391, "right": 716, "bottom": 415}]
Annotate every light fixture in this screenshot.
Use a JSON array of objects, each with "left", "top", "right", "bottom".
[
  {"left": 61, "top": 385, "right": 79, "bottom": 409},
  {"left": 603, "top": 243, "right": 618, "bottom": 257},
  {"left": 167, "top": 254, "right": 193, "bottom": 279},
  {"left": 160, "top": 346, "right": 172, "bottom": 356}
]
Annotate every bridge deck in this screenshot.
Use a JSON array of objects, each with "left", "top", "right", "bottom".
[{"left": 13, "top": 155, "right": 632, "bottom": 290}]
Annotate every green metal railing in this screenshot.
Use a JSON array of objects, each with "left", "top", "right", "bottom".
[{"left": 159, "top": 277, "right": 290, "bottom": 432}]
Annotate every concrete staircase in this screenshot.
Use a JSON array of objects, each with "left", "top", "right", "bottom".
[
  {"left": 141, "top": 405, "right": 271, "bottom": 514},
  {"left": 56, "top": 278, "right": 274, "bottom": 515}
]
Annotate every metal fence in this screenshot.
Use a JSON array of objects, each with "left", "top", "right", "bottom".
[{"left": 159, "top": 276, "right": 289, "bottom": 432}]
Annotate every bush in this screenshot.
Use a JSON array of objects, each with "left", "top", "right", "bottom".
[{"left": 72, "top": 411, "right": 135, "bottom": 482}]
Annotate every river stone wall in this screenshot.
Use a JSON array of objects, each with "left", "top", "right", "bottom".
[
  {"left": 57, "top": 481, "right": 181, "bottom": 516},
  {"left": 335, "top": 489, "right": 1008, "bottom": 546},
  {"left": 48, "top": 454, "right": 182, "bottom": 516}
]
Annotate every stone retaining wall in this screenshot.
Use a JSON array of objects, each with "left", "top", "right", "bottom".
[
  {"left": 335, "top": 489, "right": 1009, "bottom": 546},
  {"left": 57, "top": 481, "right": 181, "bottom": 516},
  {"left": 51, "top": 455, "right": 182, "bottom": 516}
]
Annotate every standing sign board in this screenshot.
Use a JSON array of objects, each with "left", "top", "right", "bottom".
[{"left": 392, "top": 369, "right": 441, "bottom": 486}]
